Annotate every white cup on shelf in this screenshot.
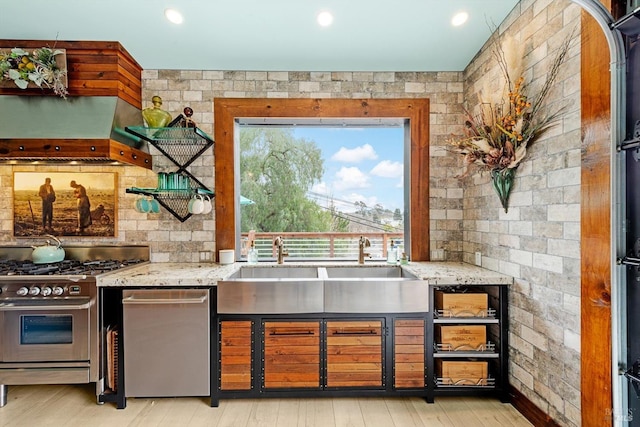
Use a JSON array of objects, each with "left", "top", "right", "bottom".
[
  {"left": 188, "top": 194, "right": 204, "bottom": 214},
  {"left": 201, "top": 195, "right": 212, "bottom": 214}
]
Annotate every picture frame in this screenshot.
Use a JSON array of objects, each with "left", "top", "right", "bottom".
[{"left": 13, "top": 172, "right": 118, "bottom": 237}]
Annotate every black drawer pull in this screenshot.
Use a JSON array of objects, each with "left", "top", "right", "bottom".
[
  {"left": 270, "top": 330, "right": 315, "bottom": 336},
  {"left": 332, "top": 330, "right": 377, "bottom": 335}
]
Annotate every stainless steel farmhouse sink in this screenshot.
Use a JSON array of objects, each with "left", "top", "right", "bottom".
[
  {"left": 228, "top": 265, "right": 321, "bottom": 279},
  {"left": 323, "top": 278, "right": 427, "bottom": 313},
  {"left": 324, "top": 265, "right": 418, "bottom": 279},
  {"left": 323, "top": 266, "right": 426, "bottom": 313},
  {"left": 226, "top": 264, "right": 416, "bottom": 280},
  {"left": 216, "top": 278, "right": 323, "bottom": 314},
  {"left": 217, "top": 264, "right": 428, "bottom": 314},
  {"left": 218, "top": 266, "right": 323, "bottom": 314}
]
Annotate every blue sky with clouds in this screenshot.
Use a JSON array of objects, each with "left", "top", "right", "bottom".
[{"left": 292, "top": 126, "right": 405, "bottom": 213}]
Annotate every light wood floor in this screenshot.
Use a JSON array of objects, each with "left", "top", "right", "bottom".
[{"left": 0, "top": 384, "right": 533, "bottom": 427}]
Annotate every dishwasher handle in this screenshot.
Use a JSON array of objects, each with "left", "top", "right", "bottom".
[{"left": 122, "top": 293, "right": 208, "bottom": 305}]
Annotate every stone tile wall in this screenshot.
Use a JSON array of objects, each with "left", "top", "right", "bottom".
[
  {"left": 0, "top": 71, "right": 466, "bottom": 262},
  {"left": 140, "top": 70, "right": 467, "bottom": 261},
  {"left": 462, "top": 1, "right": 581, "bottom": 425}
]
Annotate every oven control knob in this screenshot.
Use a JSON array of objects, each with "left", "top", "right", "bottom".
[
  {"left": 52, "top": 286, "right": 64, "bottom": 296},
  {"left": 41, "top": 286, "right": 52, "bottom": 296},
  {"left": 16, "top": 287, "right": 28, "bottom": 296},
  {"left": 29, "top": 287, "right": 40, "bottom": 296}
]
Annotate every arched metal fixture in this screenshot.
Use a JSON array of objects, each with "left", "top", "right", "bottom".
[{"left": 569, "top": 1, "right": 626, "bottom": 424}]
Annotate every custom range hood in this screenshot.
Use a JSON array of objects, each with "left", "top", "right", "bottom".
[
  {"left": 0, "top": 95, "right": 152, "bottom": 169},
  {"left": 0, "top": 39, "right": 152, "bottom": 169}
]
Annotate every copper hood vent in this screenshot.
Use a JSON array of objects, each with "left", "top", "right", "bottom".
[{"left": 0, "top": 95, "right": 152, "bottom": 169}]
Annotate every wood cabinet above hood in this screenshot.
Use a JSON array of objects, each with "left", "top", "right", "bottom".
[{"left": 0, "top": 40, "right": 152, "bottom": 169}]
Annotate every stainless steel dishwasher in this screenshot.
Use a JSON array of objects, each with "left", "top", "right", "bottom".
[{"left": 122, "top": 289, "right": 210, "bottom": 397}]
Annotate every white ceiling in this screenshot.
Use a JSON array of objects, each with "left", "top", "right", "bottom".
[{"left": 2, "top": 0, "right": 519, "bottom": 72}]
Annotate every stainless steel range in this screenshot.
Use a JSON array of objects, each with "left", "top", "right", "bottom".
[{"left": 0, "top": 245, "right": 149, "bottom": 407}]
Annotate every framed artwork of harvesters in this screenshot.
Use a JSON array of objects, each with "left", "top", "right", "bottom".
[{"left": 13, "top": 171, "right": 117, "bottom": 237}]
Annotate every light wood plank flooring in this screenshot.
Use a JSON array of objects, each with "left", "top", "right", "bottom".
[{"left": 0, "top": 384, "right": 533, "bottom": 427}]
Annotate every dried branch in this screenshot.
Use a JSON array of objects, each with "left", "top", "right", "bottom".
[{"left": 448, "top": 25, "right": 576, "bottom": 177}]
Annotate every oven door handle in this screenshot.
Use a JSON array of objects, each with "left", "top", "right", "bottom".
[
  {"left": 0, "top": 301, "right": 91, "bottom": 311},
  {"left": 121, "top": 295, "right": 208, "bottom": 305}
]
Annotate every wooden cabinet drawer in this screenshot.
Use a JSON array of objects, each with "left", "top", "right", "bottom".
[
  {"left": 263, "top": 321, "right": 320, "bottom": 389},
  {"left": 326, "top": 320, "right": 383, "bottom": 388},
  {"left": 220, "top": 320, "right": 253, "bottom": 391},
  {"left": 435, "top": 291, "right": 488, "bottom": 317},
  {"left": 394, "top": 319, "right": 425, "bottom": 388},
  {"left": 436, "top": 360, "right": 489, "bottom": 386},
  {"left": 435, "top": 325, "right": 487, "bottom": 351}
]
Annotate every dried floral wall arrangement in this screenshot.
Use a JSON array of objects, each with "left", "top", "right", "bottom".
[
  {"left": 449, "top": 29, "right": 575, "bottom": 212},
  {"left": 0, "top": 47, "right": 68, "bottom": 98}
]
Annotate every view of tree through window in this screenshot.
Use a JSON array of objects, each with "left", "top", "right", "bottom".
[{"left": 239, "top": 125, "right": 405, "bottom": 260}]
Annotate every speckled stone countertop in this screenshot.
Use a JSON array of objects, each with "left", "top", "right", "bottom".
[
  {"left": 96, "top": 261, "right": 512, "bottom": 287},
  {"left": 97, "top": 262, "right": 238, "bottom": 287},
  {"left": 404, "top": 262, "right": 512, "bottom": 285}
]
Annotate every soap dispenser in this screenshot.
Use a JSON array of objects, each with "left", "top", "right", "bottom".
[
  {"left": 247, "top": 241, "right": 259, "bottom": 264},
  {"left": 387, "top": 239, "right": 397, "bottom": 264}
]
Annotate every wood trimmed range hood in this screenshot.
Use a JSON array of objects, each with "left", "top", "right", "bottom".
[
  {"left": 0, "top": 39, "right": 152, "bottom": 169},
  {"left": 0, "top": 95, "right": 152, "bottom": 168}
]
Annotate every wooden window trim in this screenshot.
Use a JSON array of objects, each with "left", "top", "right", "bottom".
[{"left": 213, "top": 98, "right": 430, "bottom": 261}]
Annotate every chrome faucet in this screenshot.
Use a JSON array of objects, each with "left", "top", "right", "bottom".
[
  {"left": 273, "top": 235, "right": 289, "bottom": 264},
  {"left": 358, "top": 235, "right": 371, "bottom": 264}
]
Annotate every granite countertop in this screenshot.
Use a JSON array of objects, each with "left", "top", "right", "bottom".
[
  {"left": 97, "top": 262, "right": 238, "bottom": 287},
  {"left": 404, "top": 262, "right": 512, "bottom": 285},
  {"left": 97, "top": 261, "right": 512, "bottom": 287}
]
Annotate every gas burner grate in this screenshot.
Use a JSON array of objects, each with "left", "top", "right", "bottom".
[{"left": 0, "top": 258, "right": 146, "bottom": 276}]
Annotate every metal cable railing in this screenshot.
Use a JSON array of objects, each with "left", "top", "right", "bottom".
[{"left": 240, "top": 232, "right": 404, "bottom": 261}]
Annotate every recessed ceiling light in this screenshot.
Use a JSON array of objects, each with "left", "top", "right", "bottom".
[
  {"left": 451, "top": 11, "right": 469, "bottom": 27},
  {"left": 165, "top": 8, "right": 184, "bottom": 24},
  {"left": 317, "top": 11, "right": 334, "bottom": 27}
]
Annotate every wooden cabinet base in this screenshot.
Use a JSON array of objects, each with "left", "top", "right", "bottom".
[
  {"left": 214, "top": 312, "right": 509, "bottom": 404},
  {"left": 326, "top": 320, "right": 383, "bottom": 388},
  {"left": 394, "top": 319, "right": 426, "bottom": 388},
  {"left": 219, "top": 320, "right": 253, "bottom": 391},
  {"left": 263, "top": 321, "right": 320, "bottom": 389}
]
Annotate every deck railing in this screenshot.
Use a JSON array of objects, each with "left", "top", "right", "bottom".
[{"left": 240, "top": 232, "right": 405, "bottom": 261}]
